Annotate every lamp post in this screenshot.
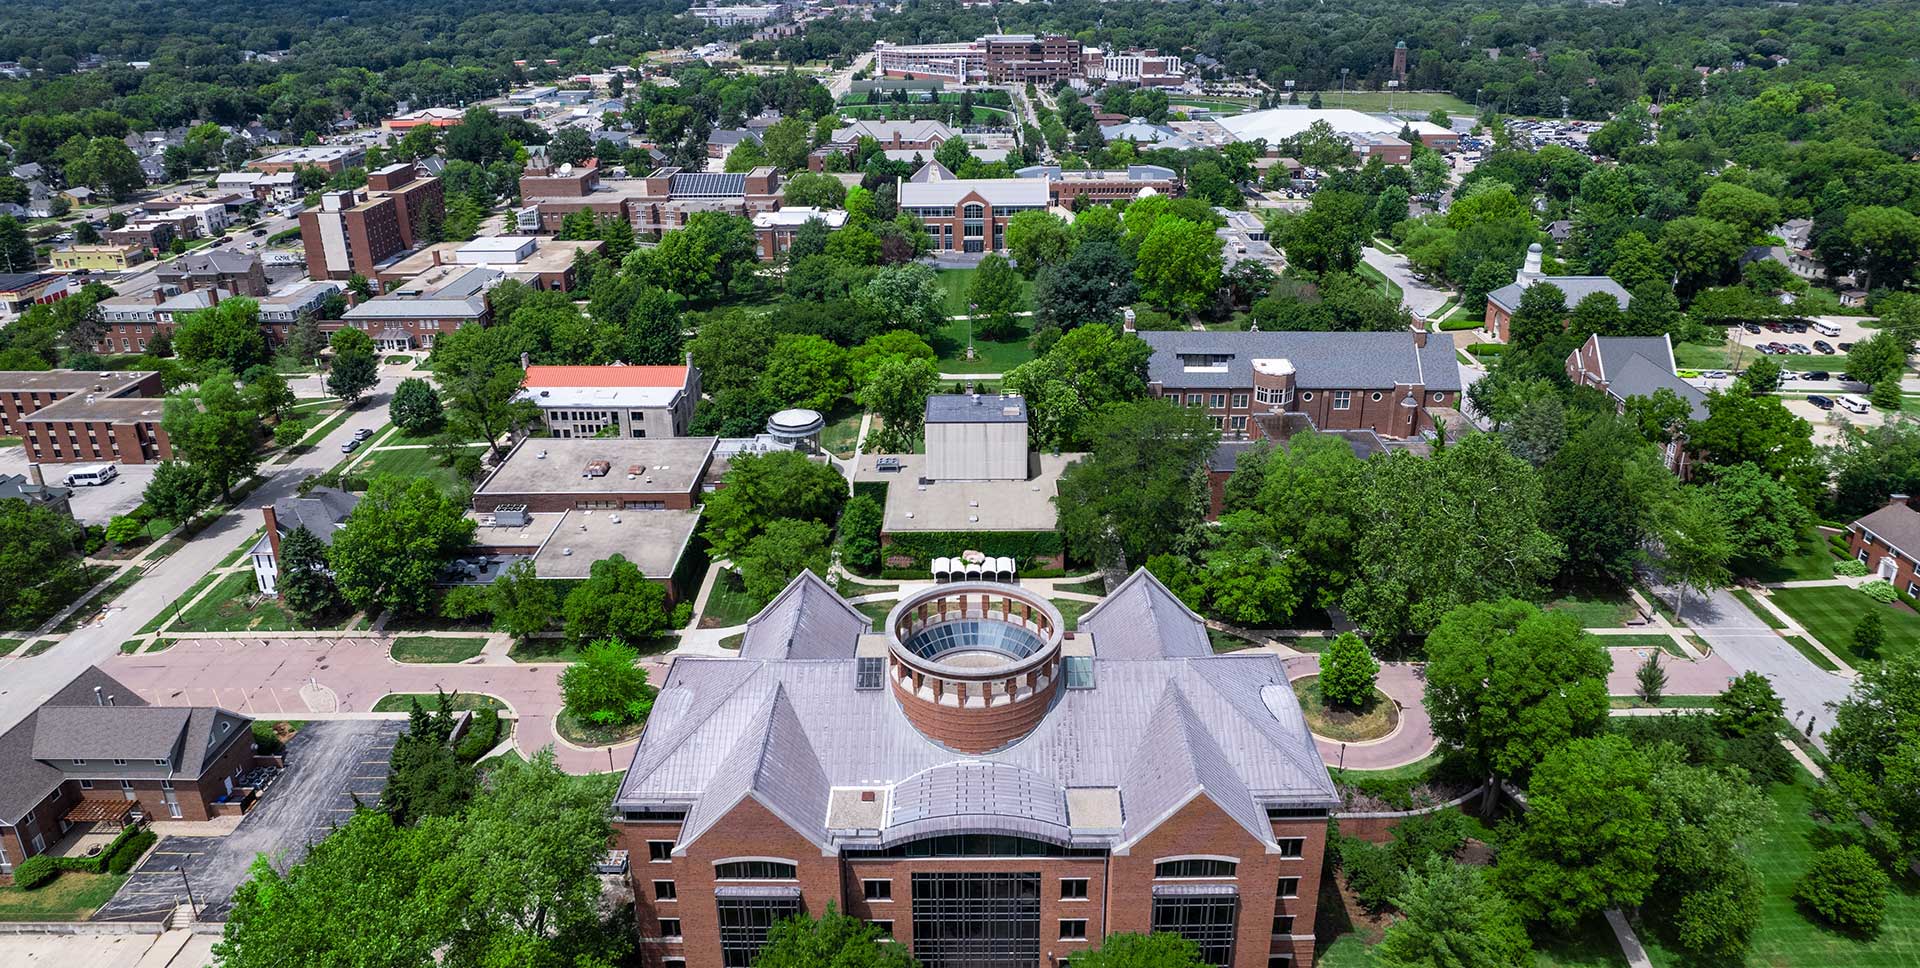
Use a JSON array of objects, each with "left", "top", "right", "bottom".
[
  {"left": 179, "top": 865, "right": 198, "bottom": 919},
  {"left": 966, "top": 301, "right": 977, "bottom": 360},
  {"left": 1340, "top": 69, "right": 1350, "bottom": 109}
]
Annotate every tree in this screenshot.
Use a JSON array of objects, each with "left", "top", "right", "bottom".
[
  {"left": 1643, "top": 751, "right": 1769, "bottom": 959},
  {"left": 1135, "top": 217, "right": 1223, "bottom": 318},
  {"left": 837, "top": 494, "right": 885, "bottom": 573},
  {"left": 276, "top": 525, "right": 341, "bottom": 620},
  {"left": 1319, "top": 632, "right": 1379, "bottom": 708},
  {"left": 1506, "top": 282, "right": 1569, "bottom": 352},
  {"left": 1687, "top": 389, "right": 1820, "bottom": 499},
  {"left": 1845, "top": 330, "right": 1908, "bottom": 390},
  {"left": 736, "top": 518, "right": 833, "bottom": 603},
  {"left": 1066, "top": 932, "right": 1209, "bottom": 968},
  {"left": 687, "top": 310, "right": 777, "bottom": 394},
  {"left": 1697, "top": 182, "right": 1780, "bottom": 241},
  {"left": 329, "top": 477, "right": 476, "bottom": 616},
  {"left": 861, "top": 263, "right": 945, "bottom": 336},
  {"left": 755, "top": 905, "right": 917, "bottom": 968},
  {"left": 0, "top": 217, "right": 31, "bottom": 273},
  {"left": 1499, "top": 734, "right": 1664, "bottom": 929},
  {"left": 173, "top": 298, "right": 269, "bottom": 373},
  {"left": 1541, "top": 415, "right": 1670, "bottom": 584},
  {"left": 383, "top": 696, "right": 473, "bottom": 825},
  {"left": 1377, "top": 859, "right": 1532, "bottom": 968},
  {"left": 1410, "top": 149, "right": 1450, "bottom": 197},
  {"left": 756, "top": 333, "right": 846, "bottom": 411},
  {"left": 1032, "top": 238, "right": 1136, "bottom": 334},
  {"left": 162, "top": 371, "right": 261, "bottom": 501},
  {"left": 633, "top": 210, "right": 757, "bottom": 301},
  {"left": 141, "top": 460, "right": 215, "bottom": 524},
  {"left": 443, "top": 363, "right": 540, "bottom": 460},
  {"left": 0, "top": 500, "right": 89, "bottom": 629},
  {"left": 847, "top": 330, "right": 936, "bottom": 387},
  {"left": 561, "top": 554, "right": 672, "bottom": 647},
  {"left": 62, "top": 137, "right": 145, "bottom": 200},
  {"left": 1714, "top": 671, "right": 1785, "bottom": 739},
  {"left": 1650, "top": 487, "right": 1735, "bottom": 623},
  {"left": 1852, "top": 609, "right": 1886, "bottom": 660},
  {"left": 1816, "top": 655, "right": 1920, "bottom": 869},
  {"left": 760, "top": 117, "right": 813, "bottom": 172},
  {"left": 1794, "top": 846, "right": 1890, "bottom": 934},
  {"left": 1660, "top": 216, "right": 1746, "bottom": 296},
  {"left": 1003, "top": 324, "right": 1151, "bottom": 451},
  {"left": 389, "top": 377, "right": 443, "bottom": 435},
  {"left": 966, "top": 253, "right": 1025, "bottom": 340},
  {"left": 1056, "top": 399, "right": 1218, "bottom": 566},
  {"left": 326, "top": 327, "right": 378, "bottom": 406},
  {"left": 859, "top": 356, "right": 938, "bottom": 453},
  {"left": 1637, "top": 650, "right": 1667, "bottom": 705},
  {"left": 1343, "top": 434, "right": 1563, "bottom": 642},
  {"left": 1702, "top": 461, "right": 1808, "bottom": 561},
  {"left": 1423, "top": 600, "right": 1610, "bottom": 783},
  {"left": 559, "top": 639, "right": 655, "bottom": 725},
  {"left": 486, "top": 559, "right": 558, "bottom": 642},
  {"left": 783, "top": 171, "right": 847, "bottom": 209},
  {"left": 1005, "top": 210, "right": 1073, "bottom": 274},
  {"left": 1743, "top": 355, "right": 1783, "bottom": 394},
  {"left": 701, "top": 450, "right": 847, "bottom": 561}
]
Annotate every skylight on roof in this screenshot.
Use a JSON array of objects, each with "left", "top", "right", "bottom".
[
  {"left": 1063, "top": 656, "right": 1095, "bottom": 690},
  {"left": 855, "top": 657, "right": 885, "bottom": 691}
]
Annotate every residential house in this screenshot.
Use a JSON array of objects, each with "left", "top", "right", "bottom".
[
  {"left": 1564, "top": 333, "right": 1706, "bottom": 474},
  {"left": 1846, "top": 495, "right": 1920, "bottom": 593},
  {"left": 156, "top": 250, "right": 269, "bottom": 297},
  {"left": 250, "top": 487, "right": 358, "bottom": 595}
]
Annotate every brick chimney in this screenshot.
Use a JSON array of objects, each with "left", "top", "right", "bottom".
[
  {"left": 262, "top": 503, "right": 282, "bottom": 564},
  {"left": 1411, "top": 324, "right": 1427, "bottom": 348}
]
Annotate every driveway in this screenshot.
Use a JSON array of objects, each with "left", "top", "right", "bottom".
[
  {"left": 92, "top": 720, "right": 400, "bottom": 923},
  {"left": 1362, "top": 245, "right": 1451, "bottom": 319},
  {"left": 103, "top": 636, "right": 652, "bottom": 774},
  {"left": 0, "top": 447, "right": 154, "bottom": 525},
  {"left": 1283, "top": 655, "right": 1436, "bottom": 770}
]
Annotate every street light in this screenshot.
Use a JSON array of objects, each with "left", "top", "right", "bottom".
[{"left": 179, "top": 864, "right": 199, "bottom": 919}]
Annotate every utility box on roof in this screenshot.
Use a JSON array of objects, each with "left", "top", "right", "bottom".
[{"left": 923, "top": 393, "right": 1030, "bottom": 482}]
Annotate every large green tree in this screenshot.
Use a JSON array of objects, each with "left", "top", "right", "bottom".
[
  {"left": 1377, "top": 859, "right": 1532, "bottom": 968},
  {"left": 1066, "top": 932, "right": 1210, "bottom": 968},
  {"left": 1498, "top": 734, "right": 1664, "bottom": 930},
  {"left": 329, "top": 476, "right": 476, "bottom": 615},
  {"left": 1134, "top": 217, "right": 1223, "bottom": 318},
  {"left": 1056, "top": 399, "right": 1218, "bottom": 566},
  {"left": 1815, "top": 655, "right": 1920, "bottom": 872},
  {"left": 276, "top": 525, "right": 341, "bottom": 620},
  {"left": 561, "top": 554, "right": 673, "bottom": 647},
  {"left": 326, "top": 327, "right": 379, "bottom": 406},
  {"left": 755, "top": 905, "right": 918, "bottom": 968},
  {"left": 1001, "top": 324, "right": 1150, "bottom": 451},
  {"left": 858, "top": 356, "right": 938, "bottom": 454},
  {"left": 173, "top": 298, "right": 269, "bottom": 373},
  {"left": 558, "top": 638, "right": 656, "bottom": 726},
  {"left": 161, "top": 369, "right": 262, "bottom": 501},
  {"left": 735, "top": 518, "right": 833, "bottom": 603},
  {"left": 700, "top": 449, "right": 848, "bottom": 561},
  {"left": 0, "top": 499, "right": 89, "bottom": 629}
]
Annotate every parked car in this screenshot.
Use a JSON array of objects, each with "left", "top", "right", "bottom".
[
  {"left": 1790, "top": 343, "right": 1812, "bottom": 354},
  {"left": 1756, "top": 344, "right": 1775, "bottom": 355},
  {"left": 1804, "top": 370, "right": 1830, "bottom": 381},
  {"left": 340, "top": 438, "right": 360, "bottom": 453},
  {"left": 1814, "top": 340, "right": 1835, "bottom": 354},
  {"left": 1787, "top": 321, "right": 1810, "bottom": 333},
  {"left": 1742, "top": 322, "right": 1762, "bottom": 334},
  {"left": 1808, "top": 395, "right": 1835, "bottom": 410},
  {"left": 1839, "top": 395, "right": 1871, "bottom": 414},
  {"left": 352, "top": 427, "right": 374, "bottom": 441},
  {"left": 1702, "top": 370, "right": 1728, "bottom": 380},
  {"left": 1838, "top": 342, "right": 1855, "bottom": 352},
  {"left": 252, "top": 228, "right": 267, "bottom": 237}
]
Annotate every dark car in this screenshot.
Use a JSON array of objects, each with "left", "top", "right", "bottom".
[
  {"left": 1814, "top": 340, "right": 1835, "bottom": 354},
  {"left": 252, "top": 228, "right": 266, "bottom": 237},
  {"left": 1838, "top": 342, "right": 1855, "bottom": 352},
  {"left": 1803, "top": 370, "right": 1830, "bottom": 381},
  {"left": 1808, "top": 395, "right": 1835, "bottom": 410},
  {"left": 1742, "top": 322, "right": 1762, "bottom": 334}
]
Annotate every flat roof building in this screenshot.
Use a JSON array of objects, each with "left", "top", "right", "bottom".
[
  {"left": 472, "top": 435, "right": 718, "bottom": 514},
  {"left": 613, "top": 568, "right": 1335, "bottom": 968},
  {"left": 374, "top": 236, "right": 604, "bottom": 292},
  {"left": 520, "top": 363, "right": 702, "bottom": 440},
  {"left": 247, "top": 144, "right": 366, "bottom": 175}
]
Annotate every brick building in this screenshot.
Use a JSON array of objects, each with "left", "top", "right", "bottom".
[
  {"left": 156, "top": 250, "right": 269, "bottom": 297},
  {"left": 374, "top": 236, "right": 605, "bottom": 293},
  {"left": 898, "top": 171, "right": 1050, "bottom": 254},
  {"left": 247, "top": 143, "right": 366, "bottom": 175},
  {"left": 0, "top": 667, "right": 256, "bottom": 879},
  {"left": 614, "top": 569, "right": 1336, "bottom": 968},
  {"left": 520, "top": 363, "right": 703, "bottom": 439},
  {"left": 50, "top": 244, "right": 149, "bottom": 272},
  {"left": 1014, "top": 164, "right": 1179, "bottom": 207},
  {"left": 470, "top": 436, "right": 717, "bottom": 514},
  {"left": 751, "top": 208, "right": 848, "bottom": 260},
  {"left": 1847, "top": 495, "right": 1920, "bottom": 594},
  {"left": 518, "top": 162, "right": 782, "bottom": 236},
  {"left": 20, "top": 393, "right": 171, "bottom": 464},
  {"left": 1483, "top": 244, "right": 1631, "bottom": 342},
  {"left": 0, "top": 369, "right": 163, "bottom": 436},
  {"left": 95, "top": 282, "right": 338, "bottom": 355},
  {"left": 1136, "top": 329, "right": 1462, "bottom": 440},
  {"left": 340, "top": 262, "right": 493, "bottom": 350},
  {"left": 0, "top": 273, "right": 71, "bottom": 319},
  {"left": 299, "top": 163, "right": 445, "bottom": 282}
]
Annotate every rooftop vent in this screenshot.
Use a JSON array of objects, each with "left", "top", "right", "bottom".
[{"left": 583, "top": 460, "right": 611, "bottom": 477}]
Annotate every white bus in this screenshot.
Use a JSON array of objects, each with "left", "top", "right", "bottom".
[{"left": 63, "top": 464, "right": 118, "bottom": 486}]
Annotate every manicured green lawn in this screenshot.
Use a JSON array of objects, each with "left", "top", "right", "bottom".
[
  {"left": 353, "top": 446, "right": 481, "bottom": 495},
  {"left": 0, "top": 871, "right": 128, "bottom": 920},
  {"left": 700, "top": 570, "right": 766, "bottom": 627},
  {"left": 931, "top": 314, "right": 1036, "bottom": 375},
  {"left": 1049, "top": 597, "right": 1093, "bottom": 631},
  {"left": 1354, "top": 259, "right": 1404, "bottom": 303},
  {"left": 168, "top": 570, "right": 319, "bottom": 633},
  {"left": 1052, "top": 577, "right": 1107, "bottom": 596},
  {"left": 372, "top": 691, "right": 505, "bottom": 712},
  {"left": 509, "top": 633, "right": 675, "bottom": 663},
  {"left": 1596, "top": 632, "right": 1693, "bottom": 659},
  {"left": 819, "top": 397, "right": 864, "bottom": 458},
  {"left": 1784, "top": 634, "right": 1841, "bottom": 672},
  {"left": 1299, "top": 90, "right": 1475, "bottom": 116},
  {"left": 1767, "top": 585, "right": 1920, "bottom": 665},
  {"left": 856, "top": 600, "right": 896, "bottom": 631},
  {"left": 1545, "top": 586, "right": 1640, "bottom": 627},
  {"left": 1319, "top": 914, "right": 1629, "bottom": 967},
  {"left": 0, "top": 638, "right": 23, "bottom": 655},
  {"left": 1736, "top": 529, "right": 1840, "bottom": 583},
  {"left": 389, "top": 635, "right": 489, "bottom": 663},
  {"left": 1672, "top": 339, "right": 1733, "bottom": 369},
  {"left": 1642, "top": 774, "right": 1920, "bottom": 967},
  {"left": 1731, "top": 589, "right": 1788, "bottom": 629}
]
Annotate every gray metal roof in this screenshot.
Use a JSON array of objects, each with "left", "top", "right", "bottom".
[
  {"left": 271, "top": 487, "right": 358, "bottom": 546},
  {"left": 738, "top": 570, "right": 870, "bottom": 660},
  {"left": 1607, "top": 353, "right": 1707, "bottom": 420},
  {"left": 1119, "top": 684, "right": 1272, "bottom": 848},
  {"left": 1593, "top": 335, "right": 1675, "bottom": 376},
  {"left": 30, "top": 706, "right": 190, "bottom": 761},
  {"left": 160, "top": 250, "right": 260, "bottom": 275},
  {"left": 898, "top": 177, "right": 1050, "bottom": 208},
  {"left": 669, "top": 171, "right": 747, "bottom": 197},
  {"left": 1136, "top": 330, "right": 1464, "bottom": 392},
  {"left": 1486, "top": 276, "right": 1631, "bottom": 313},
  {"left": 925, "top": 393, "right": 1027, "bottom": 424},
  {"left": 617, "top": 569, "right": 1337, "bottom": 851},
  {"left": 1078, "top": 568, "right": 1212, "bottom": 659}
]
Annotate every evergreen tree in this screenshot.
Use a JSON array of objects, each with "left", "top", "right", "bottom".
[{"left": 276, "top": 525, "right": 341, "bottom": 620}]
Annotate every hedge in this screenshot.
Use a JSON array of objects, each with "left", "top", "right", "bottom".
[
  {"left": 455, "top": 708, "right": 501, "bottom": 763},
  {"left": 106, "top": 829, "right": 157, "bottom": 875},
  {"left": 12, "top": 855, "right": 57, "bottom": 889},
  {"left": 882, "top": 530, "right": 1065, "bottom": 570},
  {"left": 1465, "top": 343, "right": 1507, "bottom": 357},
  {"left": 51, "top": 823, "right": 146, "bottom": 875}
]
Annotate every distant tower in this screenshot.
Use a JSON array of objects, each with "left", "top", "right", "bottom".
[{"left": 1392, "top": 40, "right": 1409, "bottom": 81}]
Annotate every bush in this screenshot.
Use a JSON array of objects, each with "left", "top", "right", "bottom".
[
  {"left": 454, "top": 708, "right": 501, "bottom": 762},
  {"left": 1385, "top": 809, "right": 1471, "bottom": 870},
  {"left": 106, "top": 830, "right": 156, "bottom": 875},
  {"left": 1723, "top": 731, "right": 1796, "bottom": 785},
  {"left": 1858, "top": 580, "right": 1897, "bottom": 603},
  {"left": 1614, "top": 714, "right": 1727, "bottom": 765},
  {"left": 1794, "top": 845, "right": 1890, "bottom": 933},
  {"left": 12, "top": 855, "right": 57, "bottom": 889},
  {"left": 1832, "top": 558, "right": 1868, "bottom": 578},
  {"left": 1338, "top": 836, "right": 1403, "bottom": 912},
  {"left": 272, "top": 420, "right": 307, "bottom": 448},
  {"left": 252, "top": 720, "right": 286, "bottom": 755},
  {"left": 1319, "top": 632, "right": 1380, "bottom": 707}
]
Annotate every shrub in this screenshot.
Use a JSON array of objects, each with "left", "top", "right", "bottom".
[
  {"left": 1858, "top": 580, "right": 1897, "bottom": 603},
  {"left": 1338, "top": 836, "right": 1403, "bottom": 913},
  {"left": 1832, "top": 558, "right": 1868, "bottom": 578},
  {"left": 272, "top": 419, "right": 307, "bottom": 448},
  {"left": 1722, "top": 731, "right": 1796, "bottom": 785},
  {"left": 454, "top": 708, "right": 501, "bottom": 762},
  {"left": 12, "top": 855, "right": 57, "bottom": 889},
  {"left": 1319, "top": 632, "right": 1380, "bottom": 708},
  {"left": 1385, "top": 809, "right": 1471, "bottom": 870},
  {"left": 107, "top": 830, "right": 157, "bottom": 875},
  {"left": 252, "top": 721, "right": 286, "bottom": 755},
  {"left": 1794, "top": 845, "right": 1890, "bottom": 933}
]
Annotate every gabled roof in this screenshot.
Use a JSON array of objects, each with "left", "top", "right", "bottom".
[
  {"left": 738, "top": 570, "right": 869, "bottom": 660},
  {"left": 908, "top": 160, "right": 956, "bottom": 183},
  {"left": 1119, "top": 684, "right": 1272, "bottom": 849},
  {"left": 270, "top": 487, "right": 358, "bottom": 545},
  {"left": 675, "top": 685, "right": 832, "bottom": 852},
  {"left": 1853, "top": 501, "right": 1920, "bottom": 556},
  {"left": 1590, "top": 336, "right": 1707, "bottom": 420},
  {"left": 1079, "top": 568, "right": 1211, "bottom": 659},
  {"left": 1486, "top": 276, "right": 1631, "bottom": 313},
  {"left": 31, "top": 706, "right": 190, "bottom": 761},
  {"left": 1136, "top": 330, "right": 1463, "bottom": 392}
]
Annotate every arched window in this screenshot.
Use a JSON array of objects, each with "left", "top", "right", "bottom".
[{"left": 714, "top": 859, "right": 799, "bottom": 880}]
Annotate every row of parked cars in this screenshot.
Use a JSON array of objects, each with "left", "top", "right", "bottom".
[
  {"left": 1756, "top": 340, "right": 1844, "bottom": 355},
  {"left": 1808, "top": 394, "right": 1872, "bottom": 413}
]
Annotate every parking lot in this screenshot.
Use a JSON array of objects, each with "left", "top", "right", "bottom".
[
  {"left": 0, "top": 446, "right": 154, "bottom": 525},
  {"left": 91, "top": 719, "right": 401, "bottom": 923}
]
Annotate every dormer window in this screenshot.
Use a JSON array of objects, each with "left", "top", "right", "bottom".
[
  {"left": 113, "top": 758, "right": 127, "bottom": 766},
  {"left": 71, "top": 758, "right": 85, "bottom": 765}
]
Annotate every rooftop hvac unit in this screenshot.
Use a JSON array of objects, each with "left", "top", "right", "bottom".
[
  {"left": 583, "top": 459, "right": 611, "bottom": 477},
  {"left": 494, "top": 504, "right": 530, "bottom": 527}
]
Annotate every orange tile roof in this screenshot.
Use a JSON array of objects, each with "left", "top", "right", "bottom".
[{"left": 522, "top": 365, "right": 689, "bottom": 388}]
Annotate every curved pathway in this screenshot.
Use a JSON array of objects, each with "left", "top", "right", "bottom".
[{"left": 1283, "top": 655, "right": 1436, "bottom": 771}]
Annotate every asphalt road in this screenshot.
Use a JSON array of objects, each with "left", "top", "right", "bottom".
[{"left": 1362, "top": 245, "right": 1451, "bottom": 319}]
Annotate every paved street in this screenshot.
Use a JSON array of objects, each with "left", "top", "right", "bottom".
[
  {"left": 0, "top": 370, "right": 405, "bottom": 737},
  {"left": 101, "top": 635, "right": 658, "bottom": 773},
  {"left": 0, "top": 932, "right": 214, "bottom": 967},
  {"left": 1362, "top": 245, "right": 1451, "bottom": 319}
]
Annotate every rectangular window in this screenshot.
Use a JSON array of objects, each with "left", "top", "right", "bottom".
[
  {"left": 911, "top": 871, "right": 1041, "bottom": 968},
  {"left": 113, "top": 759, "right": 127, "bottom": 766},
  {"left": 1230, "top": 416, "right": 1247, "bottom": 430},
  {"left": 1059, "top": 919, "right": 1089, "bottom": 940},
  {"left": 654, "top": 880, "right": 676, "bottom": 900},
  {"left": 1276, "top": 838, "right": 1304, "bottom": 859},
  {"left": 1151, "top": 894, "right": 1238, "bottom": 966},
  {"left": 71, "top": 759, "right": 84, "bottom": 765},
  {"left": 856, "top": 656, "right": 885, "bottom": 690},
  {"left": 658, "top": 918, "right": 682, "bottom": 939},
  {"left": 1231, "top": 393, "right": 1249, "bottom": 408},
  {"left": 870, "top": 920, "right": 895, "bottom": 935},
  {"left": 1273, "top": 914, "right": 1295, "bottom": 935},
  {"left": 1268, "top": 957, "right": 1295, "bottom": 968},
  {"left": 1060, "top": 878, "right": 1089, "bottom": 900},
  {"left": 1155, "top": 859, "right": 1237, "bottom": 878},
  {"left": 1333, "top": 390, "right": 1351, "bottom": 410},
  {"left": 648, "top": 840, "right": 675, "bottom": 862},
  {"left": 1209, "top": 393, "right": 1227, "bottom": 408},
  {"left": 1185, "top": 393, "right": 1204, "bottom": 406},
  {"left": 1255, "top": 387, "right": 1271, "bottom": 404},
  {"left": 79, "top": 780, "right": 93, "bottom": 790},
  {"left": 715, "top": 860, "right": 797, "bottom": 880},
  {"left": 718, "top": 896, "right": 801, "bottom": 968},
  {"left": 865, "top": 879, "right": 893, "bottom": 900},
  {"left": 1277, "top": 877, "right": 1300, "bottom": 898}
]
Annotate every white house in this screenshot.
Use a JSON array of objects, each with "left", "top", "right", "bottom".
[{"left": 250, "top": 488, "right": 358, "bottom": 595}]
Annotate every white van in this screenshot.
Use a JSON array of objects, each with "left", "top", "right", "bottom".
[
  {"left": 1838, "top": 395, "right": 1871, "bottom": 414},
  {"left": 63, "top": 464, "right": 118, "bottom": 487},
  {"left": 1811, "top": 321, "right": 1841, "bottom": 337}
]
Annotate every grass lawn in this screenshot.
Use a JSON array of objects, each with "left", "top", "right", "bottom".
[
  {"left": 166, "top": 570, "right": 328, "bottom": 634},
  {"left": 0, "top": 871, "right": 128, "bottom": 921},
  {"left": 1209, "top": 628, "right": 1264, "bottom": 653},
  {"left": 372, "top": 691, "right": 506, "bottom": 712},
  {"left": 1168, "top": 96, "right": 1258, "bottom": 114},
  {"left": 1784, "top": 634, "right": 1841, "bottom": 672},
  {"left": 1737, "top": 529, "right": 1841, "bottom": 583},
  {"left": 390, "top": 635, "right": 489, "bottom": 663},
  {"left": 1049, "top": 597, "right": 1093, "bottom": 631},
  {"left": 1053, "top": 577, "right": 1107, "bottom": 596},
  {"left": 352, "top": 445, "right": 480, "bottom": 495},
  {"left": 1302, "top": 90, "right": 1475, "bottom": 116},
  {"left": 1731, "top": 589, "right": 1788, "bottom": 629},
  {"left": 699, "top": 570, "right": 765, "bottom": 627},
  {"left": 1597, "top": 632, "right": 1696, "bottom": 659},
  {"left": 0, "top": 638, "right": 22, "bottom": 656},
  {"left": 1292, "top": 676, "right": 1397, "bottom": 742},
  {"left": 856, "top": 599, "right": 895, "bottom": 631},
  {"left": 1545, "top": 586, "right": 1640, "bottom": 627},
  {"left": 1642, "top": 774, "right": 1920, "bottom": 967},
  {"left": 719, "top": 632, "right": 744, "bottom": 650},
  {"left": 1672, "top": 339, "right": 1734, "bottom": 370},
  {"left": 1354, "top": 259, "right": 1405, "bottom": 304},
  {"left": 819, "top": 397, "right": 864, "bottom": 458},
  {"left": 931, "top": 314, "right": 1036, "bottom": 374},
  {"left": 1609, "top": 695, "right": 1718, "bottom": 710},
  {"left": 555, "top": 707, "right": 648, "bottom": 747},
  {"left": 509, "top": 633, "right": 675, "bottom": 663},
  {"left": 1768, "top": 585, "right": 1920, "bottom": 665}
]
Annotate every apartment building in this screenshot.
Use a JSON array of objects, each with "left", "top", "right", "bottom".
[
  {"left": 299, "top": 163, "right": 445, "bottom": 282},
  {"left": 156, "top": 250, "right": 269, "bottom": 297},
  {"left": 93, "top": 282, "right": 339, "bottom": 355},
  {"left": 0, "top": 369, "right": 162, "bottom": 437},
  {"left": 520, "top": 363, "right": 703, "bottom": 439},
  {"left": 518, "top": 162, "right": 782, "bottom": 236},
  {"left": 876, "top": 36, "right": 1187, "bottom": 86},
  {"left": 247, "top": 144, "right": 366, "bottom": 175},
  {"left": 615, "top": 568, "right": 1336, "bottom": 968}
]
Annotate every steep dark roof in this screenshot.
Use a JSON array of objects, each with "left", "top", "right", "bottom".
[
  {"left": 271, "top": 487, "right": 358, "bottom": 545},
  {"left": 1853, "top": 501, "right": 1920, "bottom": 557}
]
